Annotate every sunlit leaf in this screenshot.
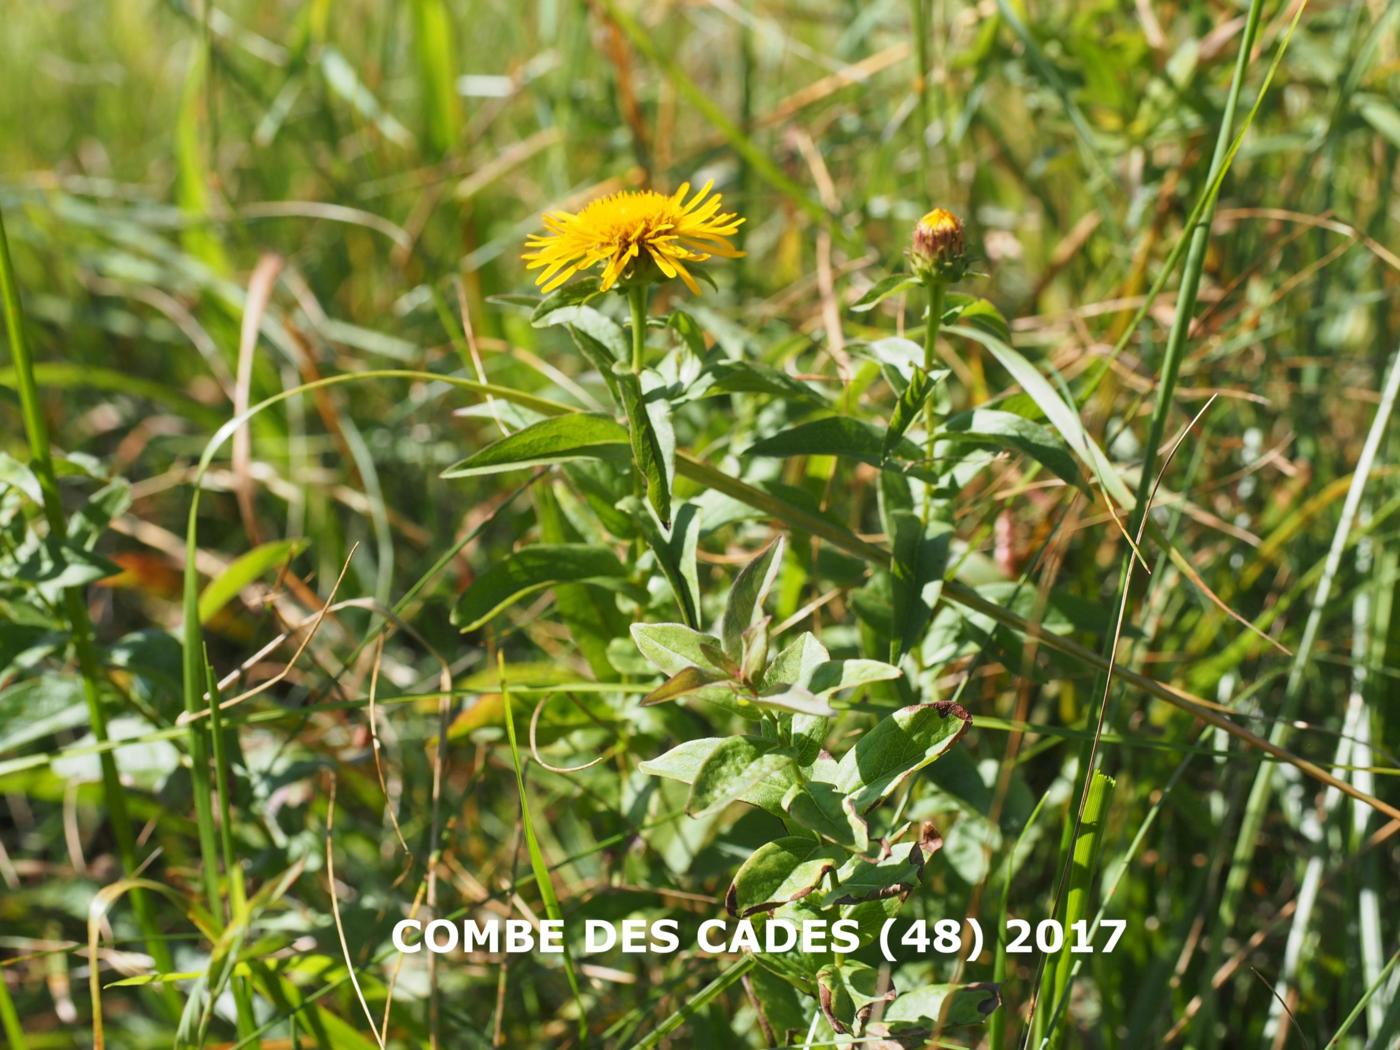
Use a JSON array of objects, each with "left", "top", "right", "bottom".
[
  {"left": 441, "top": 414, "right": 629, "bottom": 477},
  {"left": 453, "top": 544, "right": 628, "bottom": 631}
]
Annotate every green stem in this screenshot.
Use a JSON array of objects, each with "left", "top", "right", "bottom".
[
  {"left": 1045, "top": 771, "right": 1115, "bottom": 1045},
  {"left": 0, "top": 208, "right": 179, "bottom": 1014},
  {"left": 923, "top": 280, "right": 945, "bottom": 374},
  {"left": 922, "top": 279, "right": 946, "bottom": 520},
  {"left": 182, "top": 494, "right": 228, "bottom": 927},
  {"left": 629, "top": 283, "right": 649, "bottom": 376},
  {"left": 205, "top": 659, "right": 256, "bottom": 1039},
  {"left": 628, "top": 284, "right": 650, "bottom": 532}
]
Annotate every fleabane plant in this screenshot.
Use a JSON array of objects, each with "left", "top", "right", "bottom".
[{"left": 444, "top": 189, "right": 1033, "bottom": 1041}]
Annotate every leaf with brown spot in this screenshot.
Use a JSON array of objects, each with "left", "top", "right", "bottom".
[{"left": 726, "top": 837, "right": 843, "bottom": 917}]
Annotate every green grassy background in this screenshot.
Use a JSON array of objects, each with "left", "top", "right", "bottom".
[{"left": 1, "top": 0, "right": 1398, "bottom": 1046}]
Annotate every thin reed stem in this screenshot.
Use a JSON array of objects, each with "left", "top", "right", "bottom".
[
  {"left": 0, "top": 207, "right": 179, "bottom": 1013},
  {"left": 910, "top": 0, "right": 931, "bottom": 195}
]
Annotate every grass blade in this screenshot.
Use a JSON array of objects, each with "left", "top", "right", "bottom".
[
  {"left": 1202, "top": 335, "right": 1400, "bottom": 1038},
  {"left": 408, "top": 0, "right": 462, "bottom": 157},
  {"left": 0, "top": 206, "right": 179, "bottom": 1015},
  {"left": 500, "top": 654, "right": 589, "bottom": 1042},
  {"left": 630, "top": 956, "right": 756, "bottom": 1050},
  {"left": 1042, "top": 771, "right": 1114, "bottom": 1045}
]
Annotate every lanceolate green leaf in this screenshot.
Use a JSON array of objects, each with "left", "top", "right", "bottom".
[
  {"left": 618, "top": 371, "right": 673, "bottom": 525},
  {"left": 13, "top": 543, "right": 121, "bottom": 598},
  {"left": 641, "top": 666, "right": 733, "bottom": 706},
  {"left": 941, "top": 408, "right": 1086, "bottom": 492},
  {"left": 643, "top": 737, "right": 797, "bottom": 819},
  {"left": 535, "top": 482, "right": 625, "bottom": 679},
  {"left": 631, "top": 622, "right": 734, "bottom": 676},
  {"left": 441, "top": 414, "right": 629, "bottom": 477},
  {"left": 807, "top": 659, "right": 903, "bottom": 696},
  {"left": 821, "top": 833, "right": 937, "bottom": 906},
  {"left": 818, "top": 960, "right": 896, "bottom": 1034},
  {"left": 453, "top": 544, "right": 628, "bottom": 631},
  {"left": 888, "top": 510, "right": 952, "bottom": 657},
  {"left": 0, "top": 676, "right": 89, "bottom": 755},
  {"left": 197, "top": 538, "right": 309, "bottom": 624},
  {"left": 856, "top": 336, "right": 926, "bottom": 384},
  {"left": 639, "top": 737, "right": 725, "bottom": 784},
  {"left": 537, "top": 304, "right": 629, "bottom": 361},
  {"left": 950, "top": 325, "right": 1128, "bottom": 506},
  {"left": 851, "top": 273, "right": 920, "bottom": 313},
  {"left": 703, "top": 360, "right": 825, "bottom": 406},
  {"left": 569, "top": 325, "right": 625, "bottom": 405},
  {"left": 761, "top": 632, "right": 830, "bottom": 692},
  {"left": 883, "top": 367, "right": 940, "bottom": 459},
  {"left": 528, "top": 278, "right": 603, "bottom": 322},
  {"left": 944, "top": 293, "right": 1011, "bottom": 343},
  {"left": 783, "top": 757, "right": 871, "bottom": 851},
  {"left": 750, "top": 684, "right": 836, "bottom": 718},
  {"left": 837, "top": 702, "right": 972, "bottom": 811},
  {"left": 628, "top": 498, "right": 702, "bottom": 626},
  {"left": 747, "top": 416, "right": 922, "bottom": 466},
  {"left": 538, "top": 305, "right": 628, "bottom": 403},
  {"left": 667, "top": 309, "right": 708, "bottom": 358},
  {"left": 67, "top": 479, "right": 132, "bottom": 550},
  {"left": 719, "top": 536, "right": 785, "bottom": 658},
  {"left": 0, "top": 449, "right": 43, "bottom": 503}
]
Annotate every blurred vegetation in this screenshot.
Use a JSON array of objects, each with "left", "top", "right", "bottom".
[{"left": 1, "top": 0, "right": 1398, "bottom": 1047}]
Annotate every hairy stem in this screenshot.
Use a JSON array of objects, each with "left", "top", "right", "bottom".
[
  {"left": 910, "top": 0, "right": 931, "bottom": 195},
  {"left": 922, "top": 278, "right": 946, "bottom": 520},
  {"left": 628, "top": 283, "right": 650, "bottom": 545},
  {"left": 629, "top": 283, "right": 649, "bottom": 375}
]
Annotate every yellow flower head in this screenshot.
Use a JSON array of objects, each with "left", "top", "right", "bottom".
[
  {"left": 909, "top": 207, "right": 968, "bottom": 283},
  {"left": 523, "top": 181, "right": 744, "bottom": 295}
]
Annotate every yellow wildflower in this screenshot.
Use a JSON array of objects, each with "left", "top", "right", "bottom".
[
  {"left": 909, "top": 207, "right": 968, "bottom": 283},
  {"left": 523, "top": 181, "right": 743, "bottom": 295}
]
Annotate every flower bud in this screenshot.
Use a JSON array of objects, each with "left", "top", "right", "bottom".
[{"left": 909, "top": 207, "right": 968, "bottom": 284}]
